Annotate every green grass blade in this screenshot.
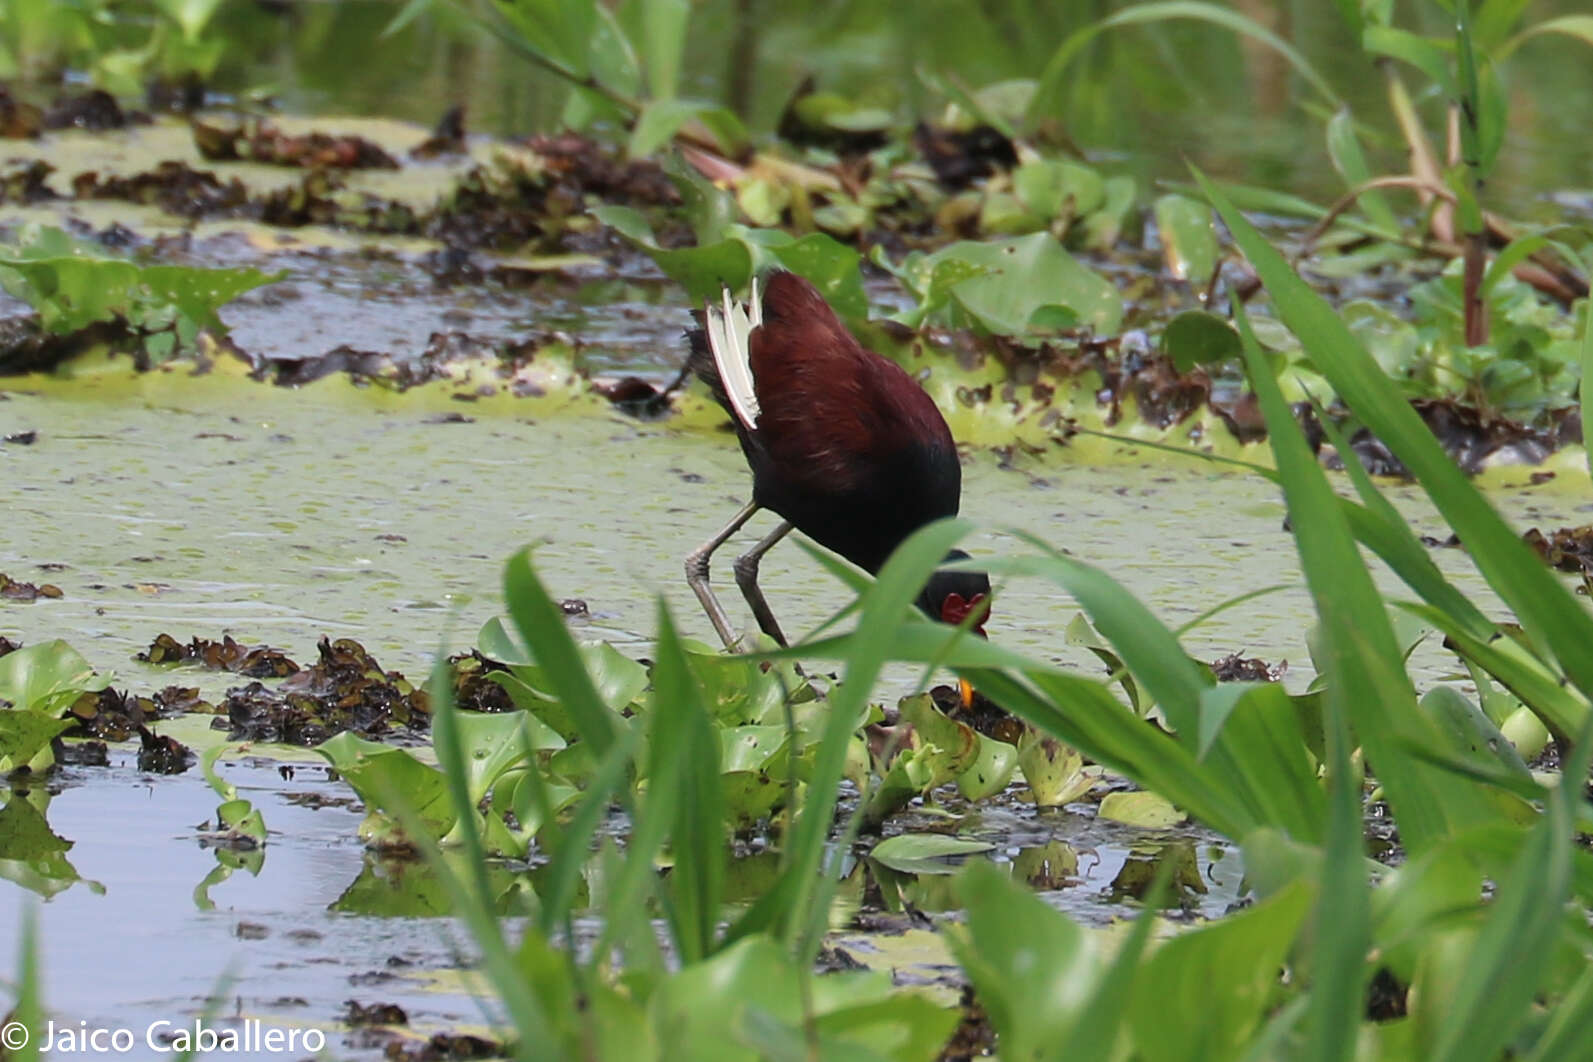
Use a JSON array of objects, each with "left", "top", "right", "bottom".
[
  {"left": 652, "top": 604, "right": 726, "bottom": 961},
  {"left": 1200, "top": 169, "right": 1593, "bottom": 716},
  {"left": 1306, "top": 637, "right": 1370, "bottom": 1062},
  {"left": 794, "top": 621, "right": 1258, "bottom": 838},
  {"left": 417, "top": 651, "right": 557, "bottom": 1054},
  {"left": 535, "top": 733, "right": 637, "bottom": 937},
  {"left": 504, "top": 547, "right": 621, "bottom": 755},
  {"left": 1027, "top": 0, "right": 1340, "bottom": 131},
  {"left": 1428, "top": 714, "right": 1593, "bottom": 1062},
  {"left": 1392, "top": 602, "right": 1587, "bottom": 742},
  {"left": 1222, "top": 278, "right": 1493, "bottom": 853},
  {"left": 728, "top": 518, "right": 971, "bottom": 948},
  {"left": 988, "top": 543, "right": 1212, "bottom": 741}
]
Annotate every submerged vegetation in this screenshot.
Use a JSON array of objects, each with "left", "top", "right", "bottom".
[{"left": 4, "top": 0, "right": 1593, "bottom": 1058}]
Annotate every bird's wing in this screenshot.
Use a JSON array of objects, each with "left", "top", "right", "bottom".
[{"left": 702, "top": 277, "right": 762, "bottom": 431}]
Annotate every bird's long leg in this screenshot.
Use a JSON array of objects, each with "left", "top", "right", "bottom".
[
  {"left": 686, "top": 500, "right": 760, "bottom": 650},
  {"left": 733, "top": 520, "right": 794, "bottom": 647}
]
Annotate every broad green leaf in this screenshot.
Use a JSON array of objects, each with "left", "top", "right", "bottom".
[
  {"left": 770, "top": 235, "right": 867, "bottom": 325},
  {"left": 0, "top": 713, "right": 73, "bottom": 770},
  {"left": 949, "top": 859, "right": 1101, "bottom": 1061},
  {"left": 1098, "top": 790, "right": 1185, "bottom": 827},
  {"left": 921, "top": 233, "right": 1121, "bottom": 336},
  {"left": 1128, "top": 883, "right": 1312, "bottom": 1062},
  {"left": 0, "top": 640, "right": 103, "bottom": 717},
  {"left": 629, "top": 97, "right": 712, "bottom": 158},
  {"left": 868, "top": 834, "right": 995, "bottom": 875},
  {"left": 1162, "top": 310, "right": 1241, "bottom": 372},
  {"left": 1016, "top": 728, "right": 1093, "bottom": 807},
  {"left": 1362, "top": 26, "right": 1455, "bottom": 96},
  {"left": 955, "top": 729, "right": 1019, "bottom": 801},
  {"left": 1154, "top": 194, "right": 1219, "bottom": 284}
]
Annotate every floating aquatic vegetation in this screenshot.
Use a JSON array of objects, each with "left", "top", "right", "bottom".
[
  {"left": 0, "top": 573, "right": 61, "bottom": 602},
  {"left": 139, "top": 632, "right": 299, "bottom": 677},
  {"left": 192, "top": 117, "right": 400, "bottom": 170}
]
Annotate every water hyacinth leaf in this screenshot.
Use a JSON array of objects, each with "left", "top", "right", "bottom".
[
  {"left": 800, "top": 620, "right": 1256, "bottom": 836},
  {"left": 918, "top": 233, "right": 1120, "bottom": 336},
  {"left": 868, "top": 834, "right": 995, "bottom": 875},
  {"left": 1154, "top": 194, "right": 1219, "bottom": 283},
  {"left": 1, "top": 790, "right": 97, "bottom": 899},
  {"left": 770, "top": 234, "right": 868, "bottom": 325},
  {"left": 1080, "top": 175, "right": 1139, "bottom": 251},
  {"left": 200, "top": 745, "right": 237, "bottom": 801},
  {"left": 949, "top": 859, "right": 1099, "bottom": 1060},
  {"left": 736, "top": 177, "right": 789, "bottom": 228},
  {"left": 0, "top": 640, "right": 103, "bottom": 717},
  {"left": 450, "top": 711, "right": 538, "bottom": 805},
  {"left": 0, "top": 713, "right": 72, "bottom": 771},
  {"left": 1098, "top": 790, "right": 1185, "bottom": 827},
  {"left": 899, "top": 691, "right": 979, "bottom": 783},
  {"left": 863, "top": 742, "right": 938, "bottom": 830},
  {"left": 475, "top": 615, "right": 531, "bottom": 665},
  {"left": 1016, "top": 727, "right": 1092, "bottom": 807},
  {"left": 591, "top": 204, "right": 754, "bottom": 303},
  {"left": 1162, "top": 310, "right": 1241, "bottom": 372},
  {"left": 580, "top": 642, "right": 648, "bottom": 710},
  {"left": 686, "top": 651, "right": 788, "bottom": 726},
  {"left": 215, "top": 798, "right": 266, "bottom": 844},
  {"left": 1128, "top": 882, "right": 1312, "bottom": 1062},
  {"left": 954, "top": 732, "right": 1018, "bottom": 802},
  {"left": 315, "top": 733, "right": 453, "bottom": 848},
  {"left": 1418, "top": 686, "right": 1533, "bottom": 781},
  {"left": 1012, "top": 158, "right": 1105, "bottom": 222},
  {"left": 719, "top": 726, "right": 787, "bottom": 773}
]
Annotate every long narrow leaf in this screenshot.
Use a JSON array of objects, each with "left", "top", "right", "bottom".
[
  {"left": 1223, "top": 278, "right": 1492, "bottom": 853},
  {"left": 504, "top": 548, "right": 621, "bottom": 755},
  {"left": 1200, "top": 170, "right": 1593, "bottom": 717}
]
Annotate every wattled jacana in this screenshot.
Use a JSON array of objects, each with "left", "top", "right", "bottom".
[{"left": 683, "top": 270, "right": 990, "bottom": 649}]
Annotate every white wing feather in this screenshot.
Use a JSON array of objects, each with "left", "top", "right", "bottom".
[{"left": 704, "top": 277, "right": 762, "bottom": 430}]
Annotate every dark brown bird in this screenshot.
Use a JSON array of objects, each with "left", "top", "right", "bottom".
[{"left": 684, "top": 271, "right": 989, "bottom": 650}]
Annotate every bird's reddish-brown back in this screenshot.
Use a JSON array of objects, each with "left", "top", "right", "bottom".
[{"left": 748, "top": 273, "right": 955, "bottom": 493}]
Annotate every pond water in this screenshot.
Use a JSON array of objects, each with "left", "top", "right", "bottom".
[
  {"left": 4, "top": 358, "right": 1589, "bottom": 1052},
  {"left": 3, "top": 1, "right": 1592, "bottom": 1049}
]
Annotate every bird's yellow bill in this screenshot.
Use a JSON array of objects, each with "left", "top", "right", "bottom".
[{"left": 959, "top": 677, "right": 975, "bottom": 711}]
